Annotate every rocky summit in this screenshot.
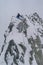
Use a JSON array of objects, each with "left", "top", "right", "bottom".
[{"left": 0, "top": 12, "right": 43, "bottom": 65}]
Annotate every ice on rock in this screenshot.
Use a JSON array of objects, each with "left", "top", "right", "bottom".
[{"left": 0, "top": 13, "right": 43, "bottom": 65}]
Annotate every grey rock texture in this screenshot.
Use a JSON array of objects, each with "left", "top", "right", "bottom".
[{"left": 0, "top": 12, "right": 43, "bottom": 65}]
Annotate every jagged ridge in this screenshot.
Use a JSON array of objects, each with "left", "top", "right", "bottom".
[{"left": 0, "top": 12, "right": 43, "bottom": 65}]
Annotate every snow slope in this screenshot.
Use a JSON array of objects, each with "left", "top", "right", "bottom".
[{"left": 0, "top": 12, "right": 43, "bottom": 65}]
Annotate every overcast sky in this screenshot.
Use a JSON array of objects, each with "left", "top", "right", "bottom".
[{"left": 0, "top": 0, "right": 43, "bottom": 46}]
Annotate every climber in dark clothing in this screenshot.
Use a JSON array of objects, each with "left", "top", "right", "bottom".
[
  {"left": 16, "top": 13, "right": 20, "bottom": 18},
  {"left": 16, "top": 13, "right": 24, "bottom": 20}
]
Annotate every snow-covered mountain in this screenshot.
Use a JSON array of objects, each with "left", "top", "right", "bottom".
[{"left": 0, "top": 12, "right": 43, "bottom": 65}]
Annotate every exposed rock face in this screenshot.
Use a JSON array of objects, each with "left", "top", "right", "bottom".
[{"left": 0, "top": 12, "right": 43, "bottom": 65}]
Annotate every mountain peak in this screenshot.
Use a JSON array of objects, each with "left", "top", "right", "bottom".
[{"left": 0, "top": 12, "right": 43, "bottom": 65}]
